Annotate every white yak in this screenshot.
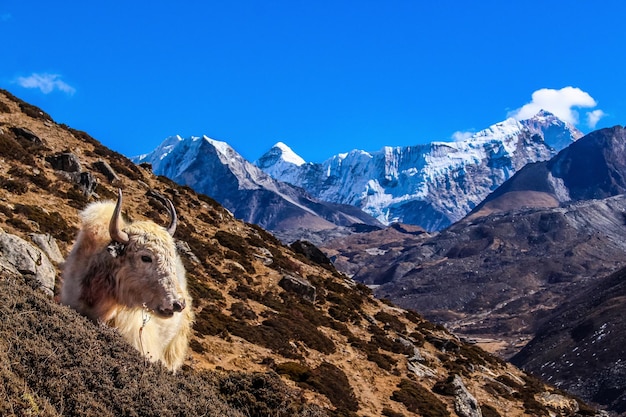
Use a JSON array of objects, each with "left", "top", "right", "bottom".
[{"left": 61, "top": 189, "right": 193, "bottom": 371}]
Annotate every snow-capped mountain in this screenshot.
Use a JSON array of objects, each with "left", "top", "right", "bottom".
[
  {"left": 132, "top": 135, "right": 381, "bottom": 236},
  {"left": 255, "top": 111, "right": 582, "bottom": 231}
]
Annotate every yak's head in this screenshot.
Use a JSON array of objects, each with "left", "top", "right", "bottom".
[{"left": 108, "top": 189, "right": 187, "bottom": 318}]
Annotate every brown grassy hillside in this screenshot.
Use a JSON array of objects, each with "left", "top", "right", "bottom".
[{"left": 0, "top": 89, "right": 601, "bottom": 416}]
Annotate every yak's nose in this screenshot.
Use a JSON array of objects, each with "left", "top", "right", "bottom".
[{"left": 173, "top": 299, "right": 186, "bottom": 313}]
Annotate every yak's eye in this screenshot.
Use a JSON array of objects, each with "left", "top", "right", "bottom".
[{"left": 141, "top": 255, "right": 153, "bottom": 263}]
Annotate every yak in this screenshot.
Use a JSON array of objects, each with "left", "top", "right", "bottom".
[{"left": 61, "top": 189, "right": 193, "bottom": 372}]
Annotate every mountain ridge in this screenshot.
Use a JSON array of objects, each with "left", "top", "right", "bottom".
[
  {"left": 256, "top": 111, "right": 582, "bottom": 231},
  {"left": 133, "top": 135, "right": 381, "bottom": 239}
]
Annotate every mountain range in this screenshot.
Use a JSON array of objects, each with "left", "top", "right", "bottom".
[
  {"left": 135, "top": 111, "right": 581, "bottom": 239},
  {"left": 256, "top": 110, "right": 582, "bottom": 231},
  {"left": 133, "top": 135, "right": 381, "bottom": 241}
]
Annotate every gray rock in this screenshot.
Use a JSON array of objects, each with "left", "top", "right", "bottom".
[
  {"left": 46, "top": 152, "right": 82, "bottom": 173},
  {"left": 78, "top": 171, "right": 97, "bottom": 195},
  {"left": 29, "top": 233, "right": 64, "bottom": 264},
  {"left": 450, "top": 375, "right": 482, "bottom": 417},
  {"left": 253, "top": 247, "right": 273, "bottom": 266},
  {"left": 0, "top": 230, "right": 56, "bottom": 296},
  {"left": 176, "top": 240, "right": 200, "bottom": 265},
  {"left": 278, "top": 274, "right": 316, "bottom": 303},
  {"left": 92, "top": 159, "right": 120, "bottom": 183},
  {"left": 0, "top": 254, "right": 21, "bottom": 280},
  {"left": 407, "top": 360, "right": 437, "bottom": 378},
  {"left": 10, "top": 126, "right": 43, "bottom": 145}
]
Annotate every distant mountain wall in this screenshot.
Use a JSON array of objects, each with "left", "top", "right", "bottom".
[
  {"left": 256, "top": 111, "right": 582, "bottom": 231},
  {"left": 132, "top": 135, "right": 381, "bottom": 236}
]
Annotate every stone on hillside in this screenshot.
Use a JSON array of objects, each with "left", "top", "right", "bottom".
[
  {"left": 0, "top": 253, "right": 21, "bottom": 280},
  {"left": 536, "top": 392, "right": 580, "bottom": 414},
  {"left": 290, "top": 240, "right": 333, "bottom": 267},
  {"left": 451, "top": 375, "right": 482, "bottom": 417},
  {"left": 92, "top": 159, "right": 120, "bottom": 183},
  {"left": 176, "top": 240, "right": 200, "bottom": 265},
  {"left": 278, "top": 274, "right": 316, "bottom": 303},
  {"left": 78, "top": 171, "right": 97, "bottom": 195},
  {"left": 407, "top": 360, "right": 437, "bottom": 378},
  {"left": 10, "top": 126, "right": 43, "bottom": 145},
  {"left": 253, "top": 247, "right": 273, "bottom": 265},
  {"left": 0, "top": 230, "right": 56, "bottom": 296},
  {"left": 30, "top": 233, "right": 64, "bottom": 264},
  {"left": 46, "top": 152, "right": 82, "bottom": 173}
]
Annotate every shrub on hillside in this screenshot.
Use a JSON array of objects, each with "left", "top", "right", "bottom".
[
  {"left": 1, "top": 273, "right": 327, "bottom": 416},
  {"left": 391, "top": 379, "right": 450, "bottom": 417}
]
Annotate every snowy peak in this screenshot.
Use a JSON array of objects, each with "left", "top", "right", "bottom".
[
  {"left": 134, "top": 135, "right": 278, "bottom": 192},
  {"left": 520, "top": 110, "right": 583, "bottom": 150},
  {"left": 275, "top": 142, "right": 306, "bottom": 166},
  {"left": 255, "top": 142, "right": 307, "bottom": 180}
]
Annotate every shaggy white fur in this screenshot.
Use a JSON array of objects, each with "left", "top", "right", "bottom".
[{"left": 61, "top": 196, "right": 193, "bottom": 372}]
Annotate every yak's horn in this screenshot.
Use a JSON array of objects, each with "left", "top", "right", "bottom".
[
  {"left": 165, "top": 198, "right": 177, "bottom": 236},
  {"left": 109, "top": 189, "right": 130, "bottom": 244}
]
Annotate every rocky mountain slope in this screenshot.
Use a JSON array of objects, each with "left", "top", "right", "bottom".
[
  {"left": 511, "top": 265, "right": 626, "bottom": 415},
  {"left": 0, "top": 89, "right": 602, "bottom": 416},
  {"left": 469, "top": 125, "right": 626, "bottom": 219},
  {"left": 256, "top": 111, "right": 582, "bottom": 231},
  {"left": 132, "top": 135, "right": 381, "bottom": 242}
]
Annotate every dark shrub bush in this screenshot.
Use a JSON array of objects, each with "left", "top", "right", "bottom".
[
  {"left": 0, "top": 130, "right": 38, "bottom": 166},
  {"left": 367, "top": 351, "right": 397, "bottom": 371},
  {"left": 13, "top": 204, "right": 76, "bottom": 242},
  {"left": 275, "top": 361, "right": 312, "bottom": 382},
  {"left": 375, "top": 311, "right": 406, "bottom": 333},
  {"left": 0, "top": 177, "right": 29, "bottom": 194},
  {"left": 0, "top": 100, "right": 10, "bottom": 113},
  {"left": 480, "top": 404, "right": 502, "bottom": 417},
  {"left": 189, "top": 338, "right": 206, "bottom": 354},
  {"left": 382, "top": 408, "right": 405, "bottom": 417},
  {"left": 277, "top": 362, "right": 357, "bottom": 413},
  {"left": 391, "top": 379, "right": 450, "bottom": 417},
  {"left": 230, "top": 302, "right": 258, "bottom": 321},
  {"left": 2, "top": 89, "right": 53, "bottom": 121},
  {"left": 187, "top": 274, "right": 224, "bottom": 302},
  {"left": 218, "top": 371, "right": 325, "bottom": 417}
]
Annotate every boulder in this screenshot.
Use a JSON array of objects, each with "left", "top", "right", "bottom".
[
  {"left": 450, "top": 375, "right": 482, "bottom": 417},
  {"left": 176, "top": 240, "right": 201, "bottom": 265},
  {"left": 78, "top": 171, "right": 97, "bottom": 195},
  {"left": 29, "top": 233, "right": 64, "bottom": 264},
  {"left": 278, "top": 274, "right": 316, "bottom": 303},
  {"left": 10, "top": 126, "right": 43, "bottom": 145},
  {"left": 92, "top": 159, "right": 120, "bottom": 183},
  {"left": 46, "top": 152, "right": 82, "bottom": 173},
  {"left": 290, "top": 240, "right": 333, "bottom": 268},
  {"left": 0, "top": 230, "right": 56, "bottom": 296}
]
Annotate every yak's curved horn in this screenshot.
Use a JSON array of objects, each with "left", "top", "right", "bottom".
[
  {"left": 165, "top": 198, "right": 177, "bottom": 236},
  {"left": 109, "top": 189, "right": 130, "bottom": 244}
]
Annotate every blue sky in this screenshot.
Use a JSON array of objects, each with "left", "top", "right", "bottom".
[{"left": 2, "top": 1, "right": 625, "bottom": 163}]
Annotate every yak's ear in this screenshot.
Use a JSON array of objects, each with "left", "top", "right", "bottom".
[{"left": 107, "top": 241, "right": 126, "bottom": 258}]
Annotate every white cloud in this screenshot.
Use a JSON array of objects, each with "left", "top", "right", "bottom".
[
  {"left": 451, "top": 130, "right": 474, "bottom": 142},
  {"left": 586, "top": 109, "right": 606, "bottom": 129},
  {"left": 16, "top": 73, "right": 76, "bottom": 95},
  {"left": 508, "top": 86, "right": 601, "bottom": 127}
]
